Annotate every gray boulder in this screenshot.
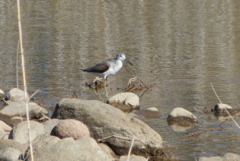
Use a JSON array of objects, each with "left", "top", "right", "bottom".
[
  {"left": 53, "top": 98, "right": 164, "bottom": 157},
  {"left": 167, "top": 107, "right": 197, "bottom": 127},
  {"left": 0, "top": 147, "right": 22, "bottom": 161},
  {"left": 28, "top": 136, "right": 113, "bottom": 161},
  {"left": 0, "top": 101, "right": 48, "bottom": 119},
  {"left": 9, "top": 120, "right": 45, "bottom": 144}
]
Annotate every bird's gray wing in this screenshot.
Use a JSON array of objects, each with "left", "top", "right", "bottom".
[{"left": 82, "top": 62, "right": 109, "bottom": 73}]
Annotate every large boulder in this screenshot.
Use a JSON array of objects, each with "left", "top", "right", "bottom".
[
  {"left": 53, "top": 119, "right": 90, "bottom": 139},
  {"left": 53, "top": 98, "right": 164, "bottom": 158},
  {"left": 28, "top": 136, "right": 113, "bottom": 161},
  {"left": 167, "top": 107, "right": 197, "bottom": 127},
  {"left": 107, "top": 92, "right": 139, "bottom": 112},
  {"left": 9, "top": 120, "right": 45, "bottom": 144},
  {"left": 0, "top": 101, "right": 48, "bottom": 119}
]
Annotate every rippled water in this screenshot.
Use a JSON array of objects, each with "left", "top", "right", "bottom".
[{"left": 1, "top": 0, "right": 240, "bottom": 160}]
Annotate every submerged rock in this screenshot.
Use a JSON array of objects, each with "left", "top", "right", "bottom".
[
  {"left": 107, "top": 92, "right": 139, "bottom": 112},
  {"left": 167, "top": 107, "right": 197, "bottom": 127},
  {"left": 140, "top": 107, "right": 160, "bottom": 118},
  {"left": 53, "top": 98, "right": 165, "bottom": 158},
  {"left": 212, "top": 103, "right": 240, "bottom": 117},
  {"left": 53, "top": 119, "right": 90, "bottom": 139}
]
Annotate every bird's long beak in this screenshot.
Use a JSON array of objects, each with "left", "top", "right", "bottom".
[{"left": 125, "top": 59, "right": 133, "bottom": 65}]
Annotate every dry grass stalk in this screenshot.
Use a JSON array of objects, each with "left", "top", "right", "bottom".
[
  {"left": 127, "top": 136, "right": 135, "bottom": 161},
  {"left": 17, "top": 0, "right": 34, "bottom": 160},
  {"left": 210, "top": 82, "right": 240, "bottom": 129}
]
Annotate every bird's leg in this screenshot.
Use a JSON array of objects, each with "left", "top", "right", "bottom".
[{"left": 104, "top": 79, "right": 109, "bottom": 100}]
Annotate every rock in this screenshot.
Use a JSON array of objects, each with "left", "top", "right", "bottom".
[
  {"left": 43, "top": 119, "right": 60, "bottom": 134},
  {"left": 167, "top": 107, "right": 197, "bottom": 127},
  {"left": 223, "top": 153, "right": 240, "bottom": 161},
  {"left": 6, "top": 88, "right": 26, "bottom": 101},
  {"left": 169, "top": 124, "right": 194, "bottom": 132},
  {"left": 198, "top": 153, "right": 240, "bottom": 161},
  {"left": 53, "top": 98, "right": 164, "bottom": 159},
  {"left": 203, "top": 106, "right": 212, "bottom": 114},
  {"left": 0, "top": 101, "right": 48, "bottom": 119},
  {"left": 119, "top": 155, "right": 147, "bottom": 161},
  {"left": 0, "top": 147, "right": 22, "bottom": 161},
  {"left": 28, "top": 136, "right": 113, "bottom": 161},
  {"left": 0, "top": 139, "right": 27, "bottom": 153},
  {"left": 107, "top": 92, "right": 139, "bottom": 112},
  {"left": 140, "top": 107, "right": 160, "bottom": 118},
  {"left": 199, "top": 156, "right": 223, "bottom": 161},
  {"left": 32, "top": 134, "right": 60, "bottom": 150},
  {"left": 212, "top": 103, "right": 240, "bottom": 117},
  {"left": 0, "top": 120, "right": 12, "bottom": 131},
  {"left": 9, "top": 120, "right": 45, "bottom": 144},
  {"left": 98, "top": 143, "right": 118, "bottom": 159},
  {"left": 0, "top": 128, "right": 6, "bottom": 139},
  {"left": 53, "top": 119, "right": 90, "bottom": 139},
  {"left": 0, "top": 89, "right": 5, "bottom": 100}
]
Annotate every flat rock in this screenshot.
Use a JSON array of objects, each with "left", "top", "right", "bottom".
[
  {"left": 119, "top": 155, "right": 147, "bottom": 161},
  {"left": 53, "top": 98, "right": 164, "bottom": 158},
  {"left": 107, "top": 92, "right": 139, "bottom": 112},
  {"left": 0, "top": 147, "right": 22, "bottom": 161},
  {"left": 32, "top": 134, "right": 60, "bottom": 150},
  {"left": 53, "top": 119, "right": 90, "bottom": 139},
  {"left": 9, "top": 120, "right": 45, "bottom": 144},
  {"left": 28, "top": 136, "right": 113, "bottom": 161},
  {"left": 0, "top": 101, "right": 48, "bottom": 119},
  {"left": 167, "top": 107, "right": 197, "bottom": 127}
]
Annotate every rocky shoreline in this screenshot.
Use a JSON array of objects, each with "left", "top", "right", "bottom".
[{"left": 0, "top": 88, "right": 240, "bottom": 161}]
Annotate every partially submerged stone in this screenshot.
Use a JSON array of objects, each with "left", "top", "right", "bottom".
[
  {"left": 0, "top": 89, "right": 5, "bottom": 101},
  {"left": 212, "top": 103, "right": 240, "bottom": 117},
  {"left": 141, "top": 107, "right": 160, "bottom": 118},
  {"left": 53, "top": 98, "right": 165, "bottom": 159},
  {"left": 167, "top": 107, "right": 197, "bottom": 127},
  {"left": 107, "top": 92, "right": 139, "bottom": 112},
  {"left": 53, "top": 119, "right": 90, "bottom": 139}
]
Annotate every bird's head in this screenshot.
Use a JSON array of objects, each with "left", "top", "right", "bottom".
[{"left": 116, "top": 53, "right": 133, "bottom": 65}]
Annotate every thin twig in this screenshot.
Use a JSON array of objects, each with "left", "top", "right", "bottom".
[
  {"left": 97, "top": 134, "right": 143, "bottom": 143},
  {"left": 127, "top": 136, "right": 135, "bottom": 161},
  {"left": 17, "top": 0, "right": 34, "bottom": 160},
  {"left": 28, "top": 89, "right": 40, "bottom": 101},
  {"left": 210, "top": 82, "right": 240, "bottom": 129}
]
